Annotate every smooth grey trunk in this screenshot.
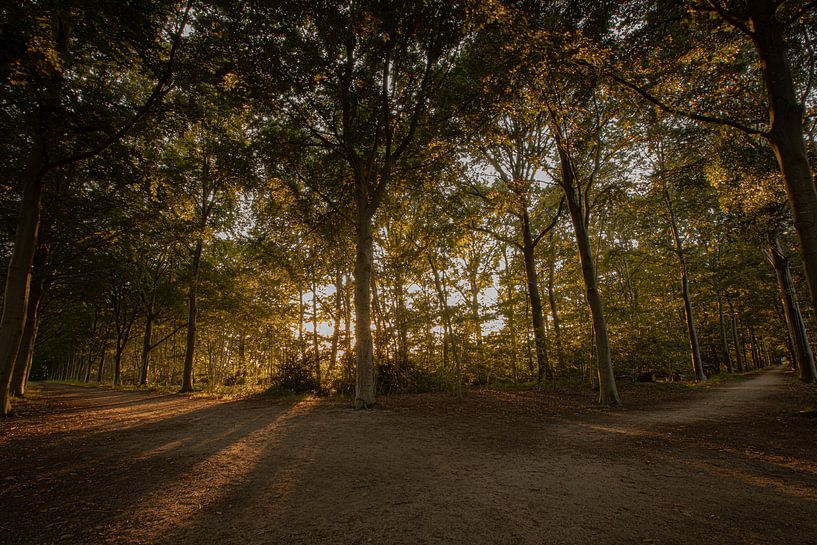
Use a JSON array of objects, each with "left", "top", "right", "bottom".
[
  {"left": 765, "top": 233, "right": 816, "bottom": 382},
  {"left": 180, "top": 238, "right": 202, "bottom": 393},
  {"left": 663, "top": 182, "right": 706, "bottom": 382},
  {"left": 747, "top": 0, "right": 817, "bottom": 322},
  {"left": 329, "top": 272, "right": 343, "bottom": 375},
  {"left": 354, "top": 203, "right": 376, "bottom": 408},
  {"left": 370, "top": 267, "right": 386, "bottom": 362},
  {"left": 312, "top": 276, "right": 321, "bottom": 388},
  {"left": 504, "top": 248, "right": 519, "bottom": 382},
  {"left": 559, "top": 150, "right": 620, "bottom": 405},
  {"left": 467, "top": 268, "right": 482, "bottom": 352},
  {"left": 546, "top": 245, "right": 564, "bottom": 370},
  {"left": 522, "top": 207, "right": 551, "bottom": 383}
]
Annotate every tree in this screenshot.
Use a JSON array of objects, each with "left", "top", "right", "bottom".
[
  {"left": 225, "top": 0, "right": 467, "bottom": 407},
  {"left": 0, "top": 0, "right": 192, "bottom": 415}
]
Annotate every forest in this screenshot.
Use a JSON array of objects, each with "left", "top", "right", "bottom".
[
  {"left": 2, "top": 1, "right": 817, "bottom": 544},
  {"left": 1, "top": 0, "right": 817, "bottom": 413}
]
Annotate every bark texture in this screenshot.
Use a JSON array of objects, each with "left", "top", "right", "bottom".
[
  {"left": 560, "top": 149, "right": 620, "bottom": 405},
  {"left": 0, "top": 151, "right": 45, "bottom": 415},
  {"left": 766, "top": 234, "right": 816, "bottom": 382},
  {"left": 748, "top": 0, "right": 817, "bottom": 321}
]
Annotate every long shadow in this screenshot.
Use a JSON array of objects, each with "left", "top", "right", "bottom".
[{"left": 0, "top": 393, "right": 308, "bottom": 545}]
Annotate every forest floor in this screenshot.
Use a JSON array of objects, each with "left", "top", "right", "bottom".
[{"left": 1, "top": 367, "right": 816, "bottom": 545}]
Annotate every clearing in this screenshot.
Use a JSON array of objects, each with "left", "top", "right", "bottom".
[{"left": 1, "top": 368, "right": 816, "bottom": 545}]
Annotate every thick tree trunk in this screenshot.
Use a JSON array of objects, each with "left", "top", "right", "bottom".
[
  {"left": 748, "top": 0, "right": 817, "bottom": 321},
  {"left": 561, "top": 159, "right": 620, "bottom": 405},
  {"left": 12, "top": 264, "right": 46, "bottom": 396},
  {"left": 180, "top": 238, "right": 202, "bottom": 393},
  {"left": 12, "top": 307, "right": 39, "bottom": 396},
  {"left": 522, "top": 208, "right": 551, "bottom": 383},
  {"left": 717, "top": 293, "right": 732, "bottom": 373},
  {"left": 0, "top": 149, "right": 45, "bottom": 415},
  {"left": 354, "top": 200, "right": 376, "bottom": 408},
  {"left": 766, "top": 233, "right": 816, "bottom": 382}
]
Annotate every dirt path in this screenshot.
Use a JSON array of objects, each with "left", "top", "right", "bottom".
[{"left": 1, "top": 369, "right": 816, "bottom": 545}]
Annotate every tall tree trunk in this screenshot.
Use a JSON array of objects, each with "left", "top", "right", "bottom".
[
  {"left": 748, "top": 0, "right": 817, "bottom": 321},
  {"left": 749, "top": 326, "right": 760, "bottom": 369},
  {"left": 343, "top": 273, "right": 352, "bottom": 354},
  {"left": 766, "top": 233, "right": 816, "bottom": 382},
  {"left": 394, "top": 276, "right": 409, "bottom": 371},
  {"left": 560, "top": 153, "right": 620, "bottom": 405},
  {"left": 664, "top": 184, "right": 706, "bottom": 382},
  {"left": 370, "top": 267, "right": 386, "bottom": 363},
  {"left": 180, "top": 238, "right": 202, "bottom": 393},
  {"left": 546, "top": 248, "right": 563, "bottom": 370},
  {"left": 468, "top": 268, "right": 482, "bottom": 353},
  {"left": 728, "top": 298, "right": 745, "bottom": 372},
  {"left": 83, "top": 340, "right": 94, "bottom": 383},
  {"left": 311, "top": 276, "right": 320, "bottom": 388},
  {"left": 139, "top": 310, "right": 154, "bottom": 386},
  {"left": 113, "top": 343, "right": 124, "bottom": 386},
  {"left": 96, "top": 341, "right": 107, "bottom": 383},
  {"left": 297, "top": 280, "right": 305, "bottom": 357},
  {"left": 354, "top": 201, "right": 376, "bottom": 408},
  {"left": 504, "top": 248, "right": 519, "bottom": 382},
  {"left": 12, "top": 263, "right": 46, "bottom": 396},
  {"left": 329, "top": 272, "right": 342, "bottom": 375},
  {"left": 430, "top": 258, "right": 461, "bottom": 398},
  {"left": 0, "top": 148, "right": 46, "bottom": 415},
  {"left": 522, "top": 208, "right": 551, "bottom": 383},
  {"left": 717, "top": 293, "right": 732, "bottom": 373}
]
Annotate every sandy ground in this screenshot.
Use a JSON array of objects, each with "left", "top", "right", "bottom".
[{"left": 1, "top": 368, "right": 816, "bottom": 545}]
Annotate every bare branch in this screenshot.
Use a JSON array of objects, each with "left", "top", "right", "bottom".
[
  {"left": 532, "top": 196, "right": 565, "bottom": 247},
  {"left": 469, "top": 224, "right": 522, "bottom": 250},
  {"left": 597, "top": 64, "right": 770, "bottom": 138}
]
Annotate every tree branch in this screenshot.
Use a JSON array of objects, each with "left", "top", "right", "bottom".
[
  {"left": 47, "top": 0, "right": 194, "bottom": 170},
  {"left": 597, "top": 64, "right": 769, "bottom": 138},
  {"left": 532, "top": 196, "right": 565, "bottom": 247}
]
